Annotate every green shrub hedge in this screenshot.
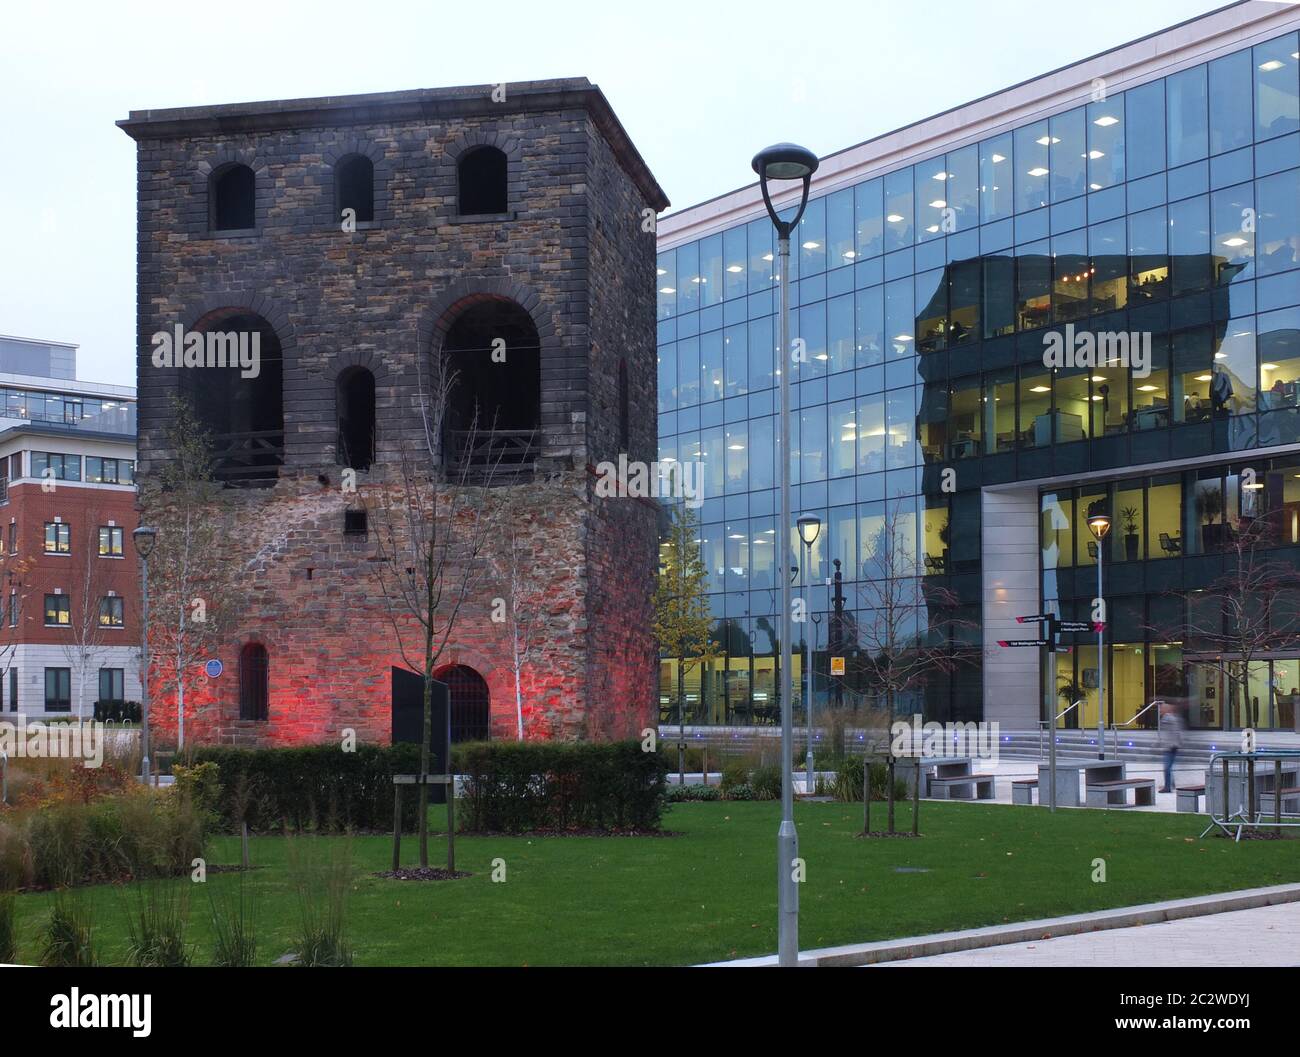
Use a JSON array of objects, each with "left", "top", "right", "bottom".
[
  {"left": 187, "top": 743, "right": 423, "bottom": 834},
  {"left": 453, "top": 740, "right": 667, "bottom": 833}
]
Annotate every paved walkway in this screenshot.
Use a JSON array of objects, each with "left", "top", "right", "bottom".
[{"left": 878, "top": 903, "right": 1300, "bottom": 966}]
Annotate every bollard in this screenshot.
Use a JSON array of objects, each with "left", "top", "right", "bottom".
[
  {"left": 391, "top": 783, "right": 402, "bottom": 872},
  {"left": 241, "top": 822, "right": 250, "bottom": 871}
]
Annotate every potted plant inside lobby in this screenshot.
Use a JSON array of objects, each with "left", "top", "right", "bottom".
[{"left": 1121, "top": 506, "right": 1140, "bottom": 562}]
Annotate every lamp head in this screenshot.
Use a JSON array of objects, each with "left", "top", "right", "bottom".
[
  {"left": 797, "top": 514, "right": 822, "bottom": 547},
  {"left": 751, "top": 142, "right": 819, "bottom": 235},
  {"left": 133, "top": 525, "right": 158, "bottom": 560},
  {"left": 1086, "top": 507, "right": 1111, "bottom": 541}
]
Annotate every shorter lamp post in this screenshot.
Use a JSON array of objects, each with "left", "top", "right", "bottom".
[
  {"left": 797, "top": 514, "right": 821, "bottom": 795},
  {"left": 1086, "top": 505, "right": 1111, "bottom": 760},
  {"left": 133, "top": 525, "right": 157, "bottom": 783}
]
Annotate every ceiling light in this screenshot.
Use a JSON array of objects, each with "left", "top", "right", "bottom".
[
  {"left": 1028, "top": 167, "right": 1049, "bottom": 177},
  {"left": 1195, "top": 374, "right": 1212, "bottom": 382},
  {"left": 659, "top": 287, "right": 676, "bottom": 294},
  {"left": 991, "top": 153, "right": 1006, "bottom": 163},
  {"left": 929, "top": 199, "right": 947, "bottom": 209},
  {"left": 802, "top": 241, "right": 820, "bottom": 250},
  {"left": 886, "top": 213, "right": 905, "bottom": 223},
  {"left": 1223, "top": 236, "right": 1247, "bottom": 247},
  {"left": 843, "top": 250, "right": 857, "bottom": 259},
  {"left": 1029, "top": 385, "right": 1051, "bottom": 393},
  {"left": 1260, "top": 60, "right": 1285, "bottom": 72},
  {"left": 1263, "top": 362, "right": 1279, "bottom": 370},
  {"left": 926, "top": 224, "right": 940, "bottom": 233},
  {"left": 1088, "top": 150, "right": 1105, "bottom": 159},
  {"left": 1093, "top": 115, "right": 1119, "bottom": 127},
  {"left": 726, "top": 264, "right": 744, "bottom": 273},
  {"left": 727, "top": 443, "right": 745, "bottom": 450},
  {"left": 656, "top": 268, "right": 666, "bottom": 276},
  {"left": 1091, "top": 375, "right": 1106, "bottom": 382},
  {"left": 1137, "top": 384, "right": 1160, "bottom": 392},
  {"left": 894, "top": 334, "right": 913, "bottom": 342},
  {"left": 762, "top": 253, "right": 774, "bottom": 261}
]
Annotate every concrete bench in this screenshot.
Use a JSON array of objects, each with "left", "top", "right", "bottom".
[
  {"left": 1011, "top": 778, "right": 1037, "bottom": 805},
  {"left": 1259, "top": 787, "right": 1300, "bottom": 816},
  {"left": 1086, "top": 778, "right": 1156, "bottom": 808},
  {"left": 1176, "top": 784, "right": 1205, "bottom": 813},
  {"left": 928, "top": 773, "right": 996, "bottom": 800}
]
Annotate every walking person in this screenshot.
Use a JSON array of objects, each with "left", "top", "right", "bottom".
[{"left": 1157, "top": 698, "right": 1184, "bottom": 793}]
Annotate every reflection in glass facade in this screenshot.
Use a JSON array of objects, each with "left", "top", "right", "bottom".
[{"left": 656, "top": 25, "right": 1300, "bottom": 731}]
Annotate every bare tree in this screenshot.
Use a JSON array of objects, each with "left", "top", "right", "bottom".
[
  {"left": 59, "top": 525, "right": 117, "bottom": 722},
  {"left": 364, "top": 352, "right": 506, "bottom": 869},
  {"left": 498, "top": 510, "right": 544, "bottom": 740},
  {"left": 139, "top": 396, "right": 241, "bottom": 749},
  {"left": 1172, "top": 515, "right": 1300, "bottom": 730},
  {"left": 851, "top": 499, "right": 974, "bottom": 834}
]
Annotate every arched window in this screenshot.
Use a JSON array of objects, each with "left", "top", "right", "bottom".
[
  {"left": 211, "top": 164, "right": 255, "bottom": 231},
  {"left": 439, "top": 664, "right": 491, "bottom": 742},
  {"left": 238, "top": 642, "right": 269, "bottom": 721},
  {"left": 458, "top": 147, "right": 507, "bottom": 216},
  {"left": 336, "top": 366, "right": 376, "bottom": 470},
  {"left": 441, "top": 299, "right": 540, "bottom": 475},
  {"left": 618, "top": 358, "right": 630, "bottom": 453},
  {"left": 188, "top": 310, "right": 284, "bottom": 485},
  {"left": 335, "top": 154, "right": 374, "bottom": 224}
]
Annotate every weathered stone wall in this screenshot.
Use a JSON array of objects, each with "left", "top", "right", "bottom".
[{"left": 125, "top": 83, "right": 667, "bottom": 745}]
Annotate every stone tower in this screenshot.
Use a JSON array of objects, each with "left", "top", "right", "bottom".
[{"left": 118, "top": 79, "right": 668, "bottom": 745}]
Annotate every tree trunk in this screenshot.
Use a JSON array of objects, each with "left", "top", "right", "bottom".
[
  {"left": 863, "top": 754, "right": 871, "bottom": 835},
  {"left": 887, "top": 754, "right": 896, "bottom": 834},
  {"left": 677, "top": 659, "right": 685, "bottom": 787},
  {"left": 177, "top": 678, "right": 185, "bottom": 750},
  {"left": 911, "top": 754, "right": 920, "bottom": 836}
]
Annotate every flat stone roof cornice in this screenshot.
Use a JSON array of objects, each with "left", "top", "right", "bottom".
[{"left": 117, "top": 77, "right": 669, "bottom": 212}]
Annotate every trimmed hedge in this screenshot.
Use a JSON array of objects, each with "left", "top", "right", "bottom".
[
  {"left": 187, "top": 743, "right": 423, "bottom": 834},
  {"left": 453, "top": 740, "right": 667, "bottom": 833}
]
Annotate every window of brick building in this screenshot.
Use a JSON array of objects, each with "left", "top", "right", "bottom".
[{"left": 458, "top": 147, "right": 508, "bottom": 216}]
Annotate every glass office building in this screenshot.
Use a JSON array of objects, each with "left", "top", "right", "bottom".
[{"left": 655, "top": 3, "right": 1300, "bottom": 733}]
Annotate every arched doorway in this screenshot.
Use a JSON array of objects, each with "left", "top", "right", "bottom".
[{"left": 437, "top": 664, "right": 491, "bottom": 742}]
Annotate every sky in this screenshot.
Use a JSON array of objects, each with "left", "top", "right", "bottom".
[{"left": 0, "top": 0, "right": 1234, "bottom": 388}]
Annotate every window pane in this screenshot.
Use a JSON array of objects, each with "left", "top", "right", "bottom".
[
  {"left": 748, "top": 218, "right": 774, "bottom": 290},
  {"left": 828, "top": 293, "right": 854, "bottom": 373},
  {"left": 1017, "top": 239, "right": 1051, "bottom": 331},
  {"left": 1050, "top": 108, "right": 1086, "bottom": 203},
  {"left": 1256, "top": 167, "right": 1300, "bottom": 276},
  {"left": 749, "top": 316, "right": 774, "bottom": 391},
  {"left": 700, "top": 330, "right": 723, "bottom": 404},
  {"left": 1055, "top": 368, "right": 1092, "bottom": 441},
  {"left": 1167, "top": 64, "right": 1209, "bottom": 167},
  {"left": 657, "top": 342, "right": 676, "bottom": 412},
  {"left": 677, "top": 241, "right": 700, "bottom": 313},
  {"left": 1169, "top": 193, "right": 1212, "bottom": 295},
  {"left": 1128, "top": 206, "right": 1169, "bottom": 303},
  {"left": 800, "top": 302, "right": 827, "bottom": 379},
  {"left": 1209, "top": 50, "right": 1253, "bottom": 155},
  {"left": 854, "top": 177, "right": 883, "bottom": 259},
  {"left": 950, "top": 376, "right": 983, "bottom": 458},
  {"left": 723, "top": 226, "right": 747, "bottom": 300},
  {"left": 884, "top": 168, "right": 914, "bottom": 250},
  {"left": 1087, "top": 95, "right": 1125, "bottom": 190},
  {"left": 855, "top": 285, "right": 884, "bottom": 366},
  {"left": 983, "top": 255, "right": 1015, "bottom": 338},
  {"left": 827, "top": 188, "right": 855, "bottom": 269},
  {"left": 1211, "top": 183, "right": 1255, "bottom": 283},
  {"left": 946, "top": 143, "right": 978, "bottom": 234},
  {"left": 915, "top": 156, "right": 947, "bottom": 242},
  {"left": 948, "top": 258, "right": 979, "bottom": 346},
  {"left": 1255, "top": 33, "right": 1300, "bottom": 140},
  {"left": 980, "top": 132, "right": 1014, "bottom": 224},
  {"left": 798, "top": 196, "right": 827, "bottom": 276},
  {"left": 657, "top": 250, "right": 676, "bottom": 320},
  {"left": 724, "top": 324, "right": 747, "bottom": 398},
  {"left": 885, "top": 279, "right": 914, "bottom": 356},
  {"left": 857, "top": 394, "right": 885, "bottom": 472},
  {"left": 699, "top": 234, "right": 723, "bottom": 307},
  {"left": 1053, "top": 228, "right": 1089, "bottom": 323},
  {"left": 829, "top": 399, "right": 856, "bottom": 478},
  {"left": 1125, "top": 79, "right": 1166, "bottom": 181},
  {"left": 886, "top": 389, "right": 917, "bottom": 469},
  {"left": 914, "top": 268, "right": 947, "bottom": 353},
  {"left": 1019, "top": 365, "right": 1053, "bottom": 448},
  {"left": 677, "top": 336, "right": 699, "bottom": 407},
  {"left": 1015, "top": 120, "right": 1050, "bottom": 212}
]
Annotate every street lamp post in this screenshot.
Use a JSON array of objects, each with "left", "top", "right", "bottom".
[
  {"left": 133, "top": 525, "right": 157, "bottom": 784},
  {"left": 1086, "top": 505, "right": 1111, "bottom": 761},
  {"left": 752, "top": 141, "right": 819, "bottom": 968},
  {"left": 797, "top": 514, "right": 821, "bottom": 797}
]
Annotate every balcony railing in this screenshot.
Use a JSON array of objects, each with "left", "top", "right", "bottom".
[
  {"left": 444, "top": 429, "right": 537, "bottom": 481},
  {"left": 212, "top": 430, "right": 284, "bottom": 485}
]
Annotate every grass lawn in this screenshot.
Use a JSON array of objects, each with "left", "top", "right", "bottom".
[{"left": 9, "top": 800, "right": 1300, "bottom": 966}]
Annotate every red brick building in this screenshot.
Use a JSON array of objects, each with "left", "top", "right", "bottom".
[{"left": 0, "top": 335, "right": 139, "bottom": 719}]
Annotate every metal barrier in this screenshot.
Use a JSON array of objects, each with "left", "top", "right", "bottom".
[{"left": 1201, "top": 749, "right": 1300, "bottom": 841}]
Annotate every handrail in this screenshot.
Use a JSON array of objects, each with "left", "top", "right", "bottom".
[
  {"left": 1038, "top": 699, "right": 1082, "bottom": 758},
  {"left": 1110, "top": 699, "right": 1162, "bottom": 756}
]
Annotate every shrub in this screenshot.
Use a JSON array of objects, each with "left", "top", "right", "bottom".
[
  {"left": 172, "top": 761, "right": 223, "bottom": 836},
  {"left": 0, "top": 819, "right": 32, "bottom": 890},
  {"left": 0, "top": 892, "right": 14, "bottom": 963},
  {"left": 718, "top": 761, "right": 749, "bottom": 795},
  {"left": 455, "top": 741, "right": 667, "bottom": 833},
  {"left": 749, "top": 764, "right": 782, "bottom": 801},
  {"left": 724, "top": 783, "right": 755, "bottom": 801},
  {"left": 187, "top": 744, "right": 422, "bottom": 834},
  {"left": 209, "top": 874, "right": 258, "bottom": 968},
  {"left": 666, "top": 784, "right": 721, "bottom": 802},
  {"left": 22, "top": 788, "right": 203, "bottom": 889},
  {"left": 289, "top": 838, "right": 353, "bottom": 967},
  {"left": 41, "top": 895, "right": 97, "bottom": 967},
  {"left": 830, "top": 758, "right": 910, "bottom": 802},
  {"left": 124, "top": 881, "right": 191, "bottom": 967}
]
